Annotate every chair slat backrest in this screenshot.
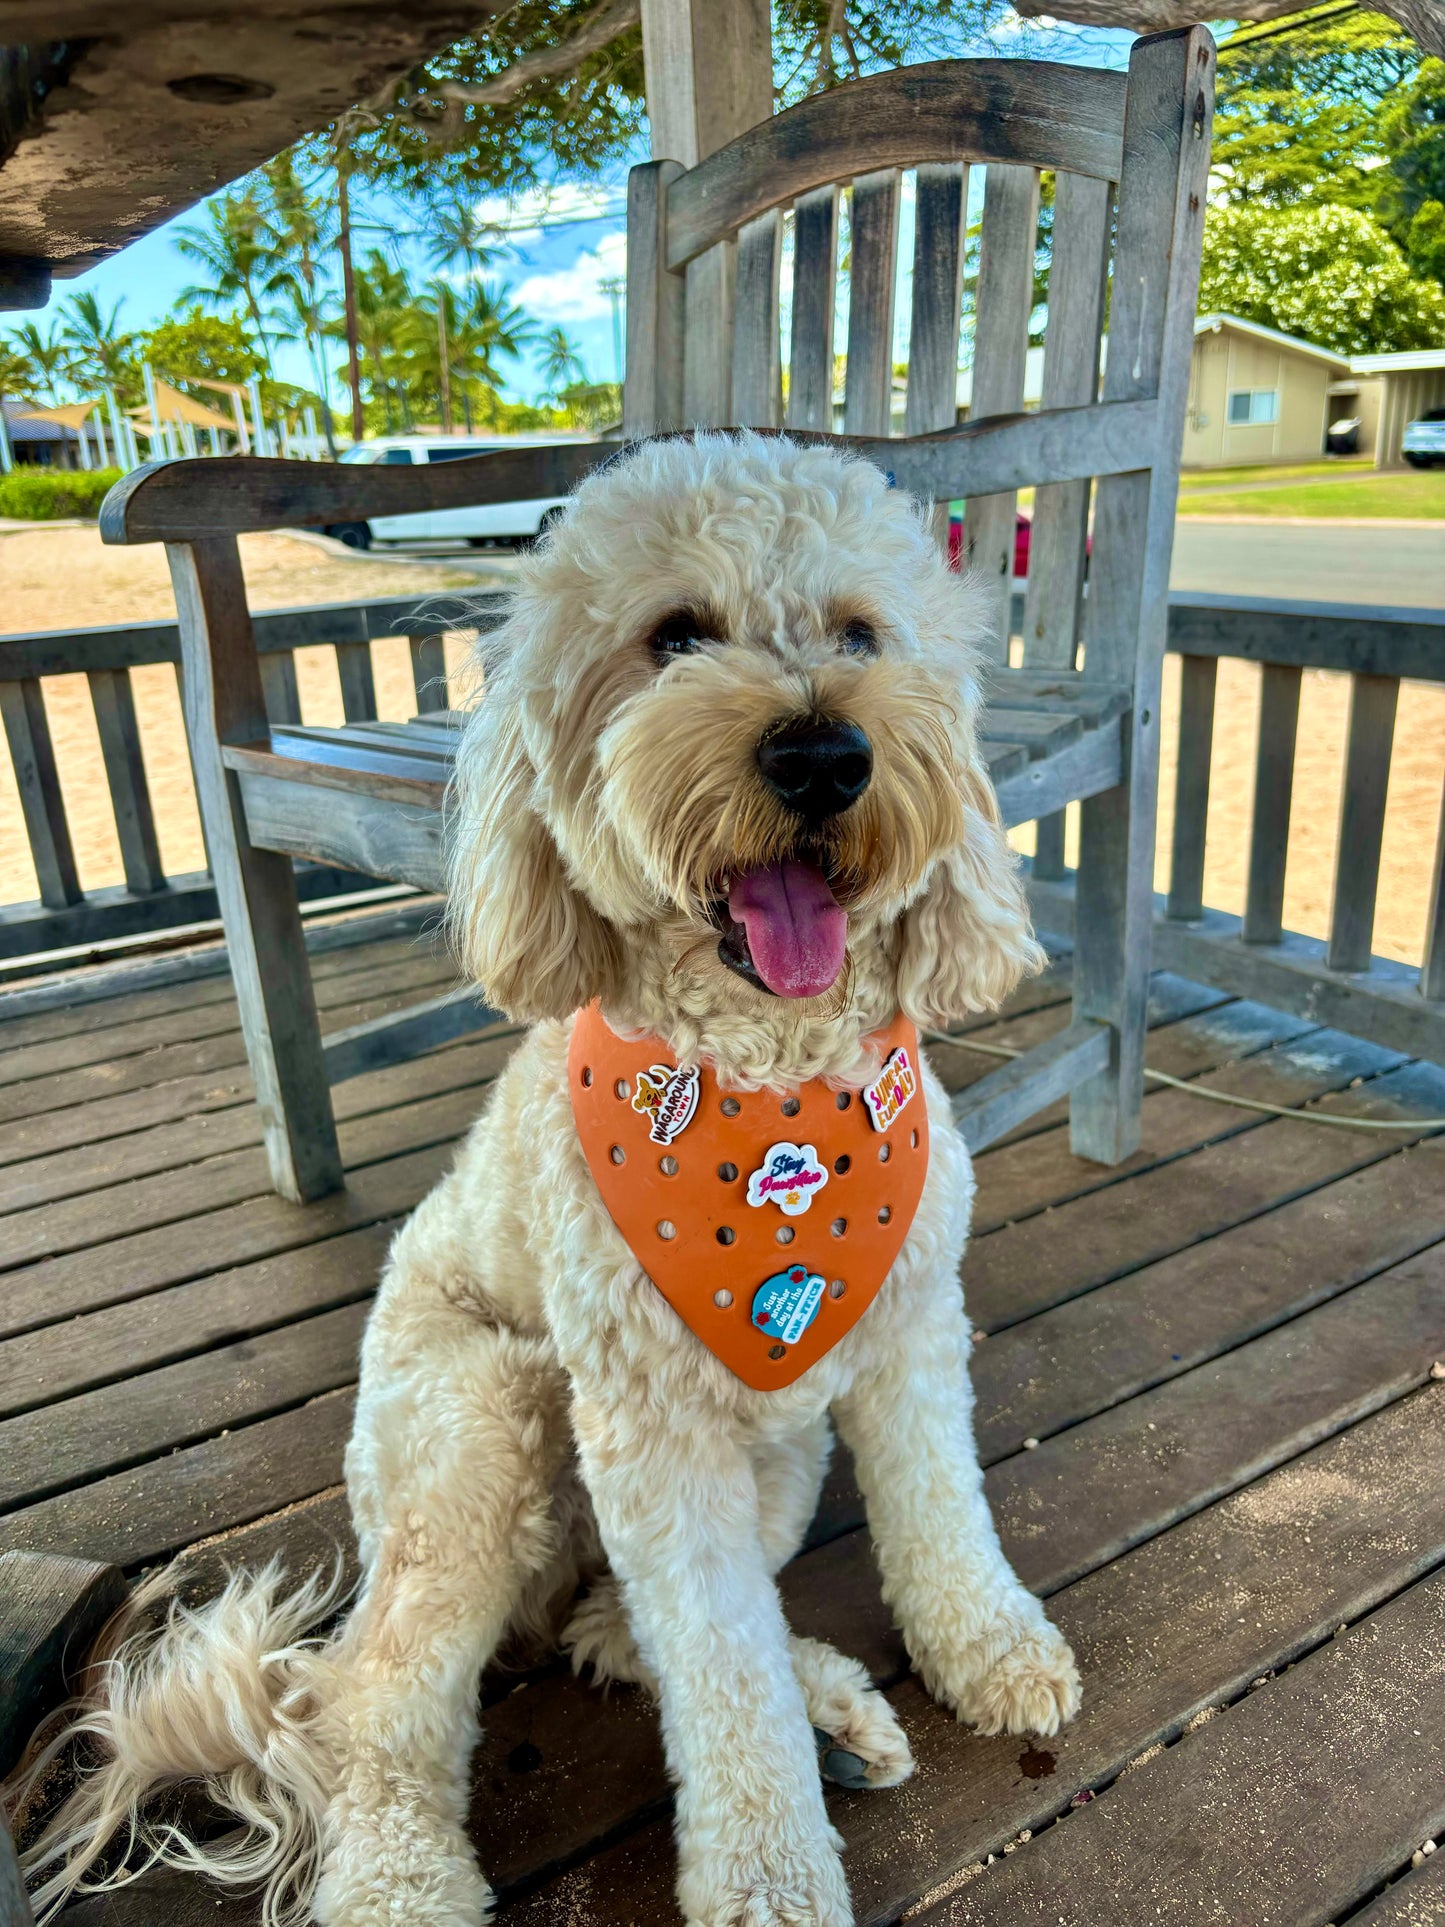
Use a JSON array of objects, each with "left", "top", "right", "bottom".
[{"left": 625, "top": 31, "right": 1216, "bottom": 692}]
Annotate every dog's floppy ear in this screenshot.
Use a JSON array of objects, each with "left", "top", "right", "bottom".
[
  {"left": 447, "top": 686, "right": 620, "bottom": 1022},
  {"left": 895, "top": 765, "right": 1045, "bottom": 1027}
]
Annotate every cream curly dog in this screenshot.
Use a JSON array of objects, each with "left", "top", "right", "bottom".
[{"left": 16, "top": 433, "right": 1080, "bottom": 1926}]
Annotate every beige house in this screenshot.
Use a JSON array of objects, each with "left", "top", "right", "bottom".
[{"left": 1184, "top": 314, "right": 1350, "bottom": 467}]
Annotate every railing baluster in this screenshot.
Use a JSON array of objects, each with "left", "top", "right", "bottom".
[
  {"left": 409, "top": 632, "right": 449, "bottom": 713},
  {"left": 1423, "top": 770, "right": 1445, "bottom": 1002},
  {"left": 259, "top": 649, "right": 302, "bottom": 726},
  {"left": 1327, "top": 672, "right": 1399, "bottom": 974},
  {"left": 0, "top": 677, "right": 82, "bottom": 908},
  {"left": 87, "top": 667, "right": 166, "bottom": 896},
  {"left": 1242, "top": 662, "right": 1301, "bottom": 945},
  {"left": 1166, "top": 654, "right": 1217, "bottom": 922},
  {"left": 336, "top": 640, "right": 378, "bottom": 722}
]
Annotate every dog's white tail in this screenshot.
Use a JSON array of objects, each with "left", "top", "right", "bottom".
[{"left": 7, "top": 1559, "right": 348, "bottom": 1927}]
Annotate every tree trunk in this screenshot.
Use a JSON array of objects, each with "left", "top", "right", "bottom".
[{"left": 336, "top": 161, "right": 365, "bottom": 442}]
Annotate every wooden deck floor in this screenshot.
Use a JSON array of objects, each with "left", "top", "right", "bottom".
[{"left": 2, "top": 907, "right": 1443, "bottom": 1926}]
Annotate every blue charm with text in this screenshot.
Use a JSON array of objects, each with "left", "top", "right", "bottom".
[{"left": 752, "top": 1265, "right": 826, "bottom": 1347}]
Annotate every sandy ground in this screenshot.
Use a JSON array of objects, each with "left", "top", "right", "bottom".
[{"left": 2, "top": 523, "right": 1441, "bottom": 969}]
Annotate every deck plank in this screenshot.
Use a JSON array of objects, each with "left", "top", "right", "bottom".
[
  {"left": 492, "top": 1385, "right": 1445, "bottom": 1925},
  {"left": 1346, "top": 1855, "right": 1445, "bottom": 1926},
  {"left": 921, "top": 1570, "right": 1445, "bottom": 1927},
  {"left": 0, "top": 1389, "right": 357, "bottom": 1566}
]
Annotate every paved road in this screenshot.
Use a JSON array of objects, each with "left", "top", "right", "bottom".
[{"left": 1169, "top": 522, "right": 1445, "bottom": 608}]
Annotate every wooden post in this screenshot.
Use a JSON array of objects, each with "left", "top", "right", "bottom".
[
  {"left": 168, "top": 536, "right": 344, "bottom": 1202},
  {"left": 640, "top": 0, "right": 772, "bottom": 426},
  {"left": 1070, "top": 27, "right": 1216, "bottom": 1164}
]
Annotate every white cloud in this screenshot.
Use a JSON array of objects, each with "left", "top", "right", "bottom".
[{"left": 514, "top": 229, "right": 627, "bottom": 323}]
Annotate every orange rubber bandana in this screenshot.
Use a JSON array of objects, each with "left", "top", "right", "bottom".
[{"left": 568, "top": 1003, "right": 929, "bottom": 1389}]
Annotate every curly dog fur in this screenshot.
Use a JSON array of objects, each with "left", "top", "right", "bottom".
[{"left": 11, "top": 433, "right": 1080, "bottom": 1927}]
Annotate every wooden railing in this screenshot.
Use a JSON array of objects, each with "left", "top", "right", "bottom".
[
  {"left": 1027, "top": 591, "right": 1445, "bottom": 1065},
  {"left": 4, "top": 584, "right": 1443, "bottom": 1070},
  {"left": 0, "top": 592, "right": 504, "bottom": 966}
]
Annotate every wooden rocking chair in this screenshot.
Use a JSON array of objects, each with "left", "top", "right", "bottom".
[{"left": 101, "top": 27, "right": 1215, "bottom": 1203}]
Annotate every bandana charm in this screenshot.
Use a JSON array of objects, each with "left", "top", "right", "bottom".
[
  {"left": 752, "top": 1265, "right": 827, "bottom": 1345},
  {"left": 631, "top": 1061, "right": 701, "bottom": 1145},
  {"left": 746, "top": 1141, "right": 830, "bottom": 1216},
  {"left": 863, "top": 1046, "right": 918, "bottom": 1133}
]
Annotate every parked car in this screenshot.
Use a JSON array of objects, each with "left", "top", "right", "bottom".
[
  {"left": 323, "top": 434, "right": 578, "bottom": 548},
  {"left": 948, "top": 509, "right": 1033, "bottom": 577},
  {"left": 1402, "top": 407, "right": 1445, "bottom": 469}
]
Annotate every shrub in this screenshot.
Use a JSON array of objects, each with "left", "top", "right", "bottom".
[{"left": 0, "top": 465, "right": 125, "bottom": 521}]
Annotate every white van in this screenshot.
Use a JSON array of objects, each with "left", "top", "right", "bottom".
[{"left": 325, "top": 433, "right": 579, "bottom": 548}]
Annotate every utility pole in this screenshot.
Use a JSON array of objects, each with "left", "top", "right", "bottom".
[
  {"left": 600, "top": 275, "right": 626, "bottom": 385},
  {"left": 335, "top": 146, "right": 365, "bottom": 443}
]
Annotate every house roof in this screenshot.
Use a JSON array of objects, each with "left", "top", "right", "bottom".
[
  {"left": 1348, "top": 347, "right": 1445, "bottom": 375},
  {"left": 1193, "top": 313, "right": 1351, "bottom": 369}
]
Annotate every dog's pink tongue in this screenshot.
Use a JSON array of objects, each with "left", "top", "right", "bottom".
[{"left": 728, "top": 860, "right": 847, "bottom": 999}]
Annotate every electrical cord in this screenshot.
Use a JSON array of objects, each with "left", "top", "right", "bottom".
[{"left": 924, "top": 1030, "right": 1445, "bottom": 1134}]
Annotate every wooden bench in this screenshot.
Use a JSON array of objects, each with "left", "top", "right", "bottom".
[{"left": 100, "top": 29, "right": 1215, "bottom": 1202}]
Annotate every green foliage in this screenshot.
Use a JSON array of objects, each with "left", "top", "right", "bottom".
[
  {"left": 175, "top": 190, "right": 277, "bottom": 368},
  {"left": 135, "top": 309, "right": 264, "bottom": 389},
  {"left": 0, "top": 466, "right": 124, "bottom": 520},
  {"left": 1405, "top": 198, "right": 1445, "bottom": 283},
  {"left": 1375, "top": 58, "right": 1445, "bottom": 239},
  {"left": 1199, "top": 202, "right": 1445, "bottom": 354},
  {"left": 1211, "top": 10, "right": 1419, "bottom": 208},
  {"left": 554, "top": 379, "right": 621, "bottom": 429}
]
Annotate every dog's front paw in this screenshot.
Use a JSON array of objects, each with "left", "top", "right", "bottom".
[
  {"left": 315, "top": 1817, "right": 493, "bottom": 1926},
  {"left": 679, "top": 1826, "right": 852, "bottom": 1927},
  {"left": 918, "top": 1609, "right": 1081, "bottom": 1739}
]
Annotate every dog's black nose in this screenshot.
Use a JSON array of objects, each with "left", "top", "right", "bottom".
[{"left": 757, "top": 718, "right": 873, "bottom": 824}]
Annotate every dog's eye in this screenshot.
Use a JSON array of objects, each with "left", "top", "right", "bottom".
[
  {"left": 650, "top": 611, "right": 709, "bottom": 660},
  {"left": 840, "top": 619, "right": 879, "bottom": 659}
]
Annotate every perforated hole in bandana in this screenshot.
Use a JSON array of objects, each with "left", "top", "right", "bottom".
[
  {"left": 716, "top": 1226, "right": 735, "bottom": 1245},
  {"left": 659, "top": 1155, "right": 679, "bottom": 1176},
  {"left": 878, "top": 1142, "right": 892, "bottom": 1164},
  {"left": 614, "top": 1079, "right": 628, "bottom": 1100},
  {"left": 781, "top": 1097, "right": 801, "bottom": 1117},
  {"left": 878, "top": 1205, "right": 891, "bottom": 1224},
  {"left": 714, "top": 1289, "right": 733, "bottom": 1308},
  {"left": 609, "top": 1145, "right": 625, "bottom": 1165},
  {"left": 831, "top": 1217, "right": 847, "bottom": 1238},
  {"left": 836, "top": 1092, "right": 852, "bottom": 1111},
  {"left": 581, "top": 1066, "right": 593, "bottom": 1087},
  {"left": 768, "top": 1343, "right": 786, "bottom": 1360},
  {"left": 776, "top": 1226, "right": 795, "bottom": 1245},
  {"left": 720, "top": 1097, "right": 741, "bottom": 1117},
  {"left": 911, "top": 1128, "right": 920, "bottom": 1148},
  {"left": 834, "top": 1154, "right": 851, "bottom": 1175},
  {"left": 829, "top": 1279, "right": 847, "bottom": 1299},
  {"left": 657, "top": 1219, "right": 677, "bottom": 1240},
  {"left": 717, "top": 1161, "right": 738, "bottom": 1182}
]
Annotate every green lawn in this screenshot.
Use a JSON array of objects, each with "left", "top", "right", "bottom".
[
  {"left": 1176, "top": 469, "right": 1445, "bottom": 519},
  {"left": 1178, "top": 460, "right": 1374, "bottom": 491}
]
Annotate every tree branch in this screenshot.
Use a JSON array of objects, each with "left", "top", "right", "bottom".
[
  {"left": 439, "top": 0, "right": 642, "bottom": 106},
  {"left": 1015, "top": 0, "right": 1445, "bottom": 61}
]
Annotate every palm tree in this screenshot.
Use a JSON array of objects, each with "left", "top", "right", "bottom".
[
  {"left": 58, "top": 291, "right": 133, "bottom": 391},
  {"left": 261, "top": 154, "right": 338, "bottom": 449},
  {"left": 10, "top": 321, "right": 70, "bottom": 402},
  {"left": 176, "top": 190, "right": 275, "bottom": 370},
  {"left": 539, "top": 325, "right": 586, "bottom": 401},
  {"left": 424, "top": 195, "right": 498, "bottom": 283},
  {"left": 324, "top": 249, "right": 415, "bottom": 431}
]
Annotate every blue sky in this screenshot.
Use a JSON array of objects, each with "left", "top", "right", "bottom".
[{"left": 5, "top": 16, "right": 1136, "bottom": 413}]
